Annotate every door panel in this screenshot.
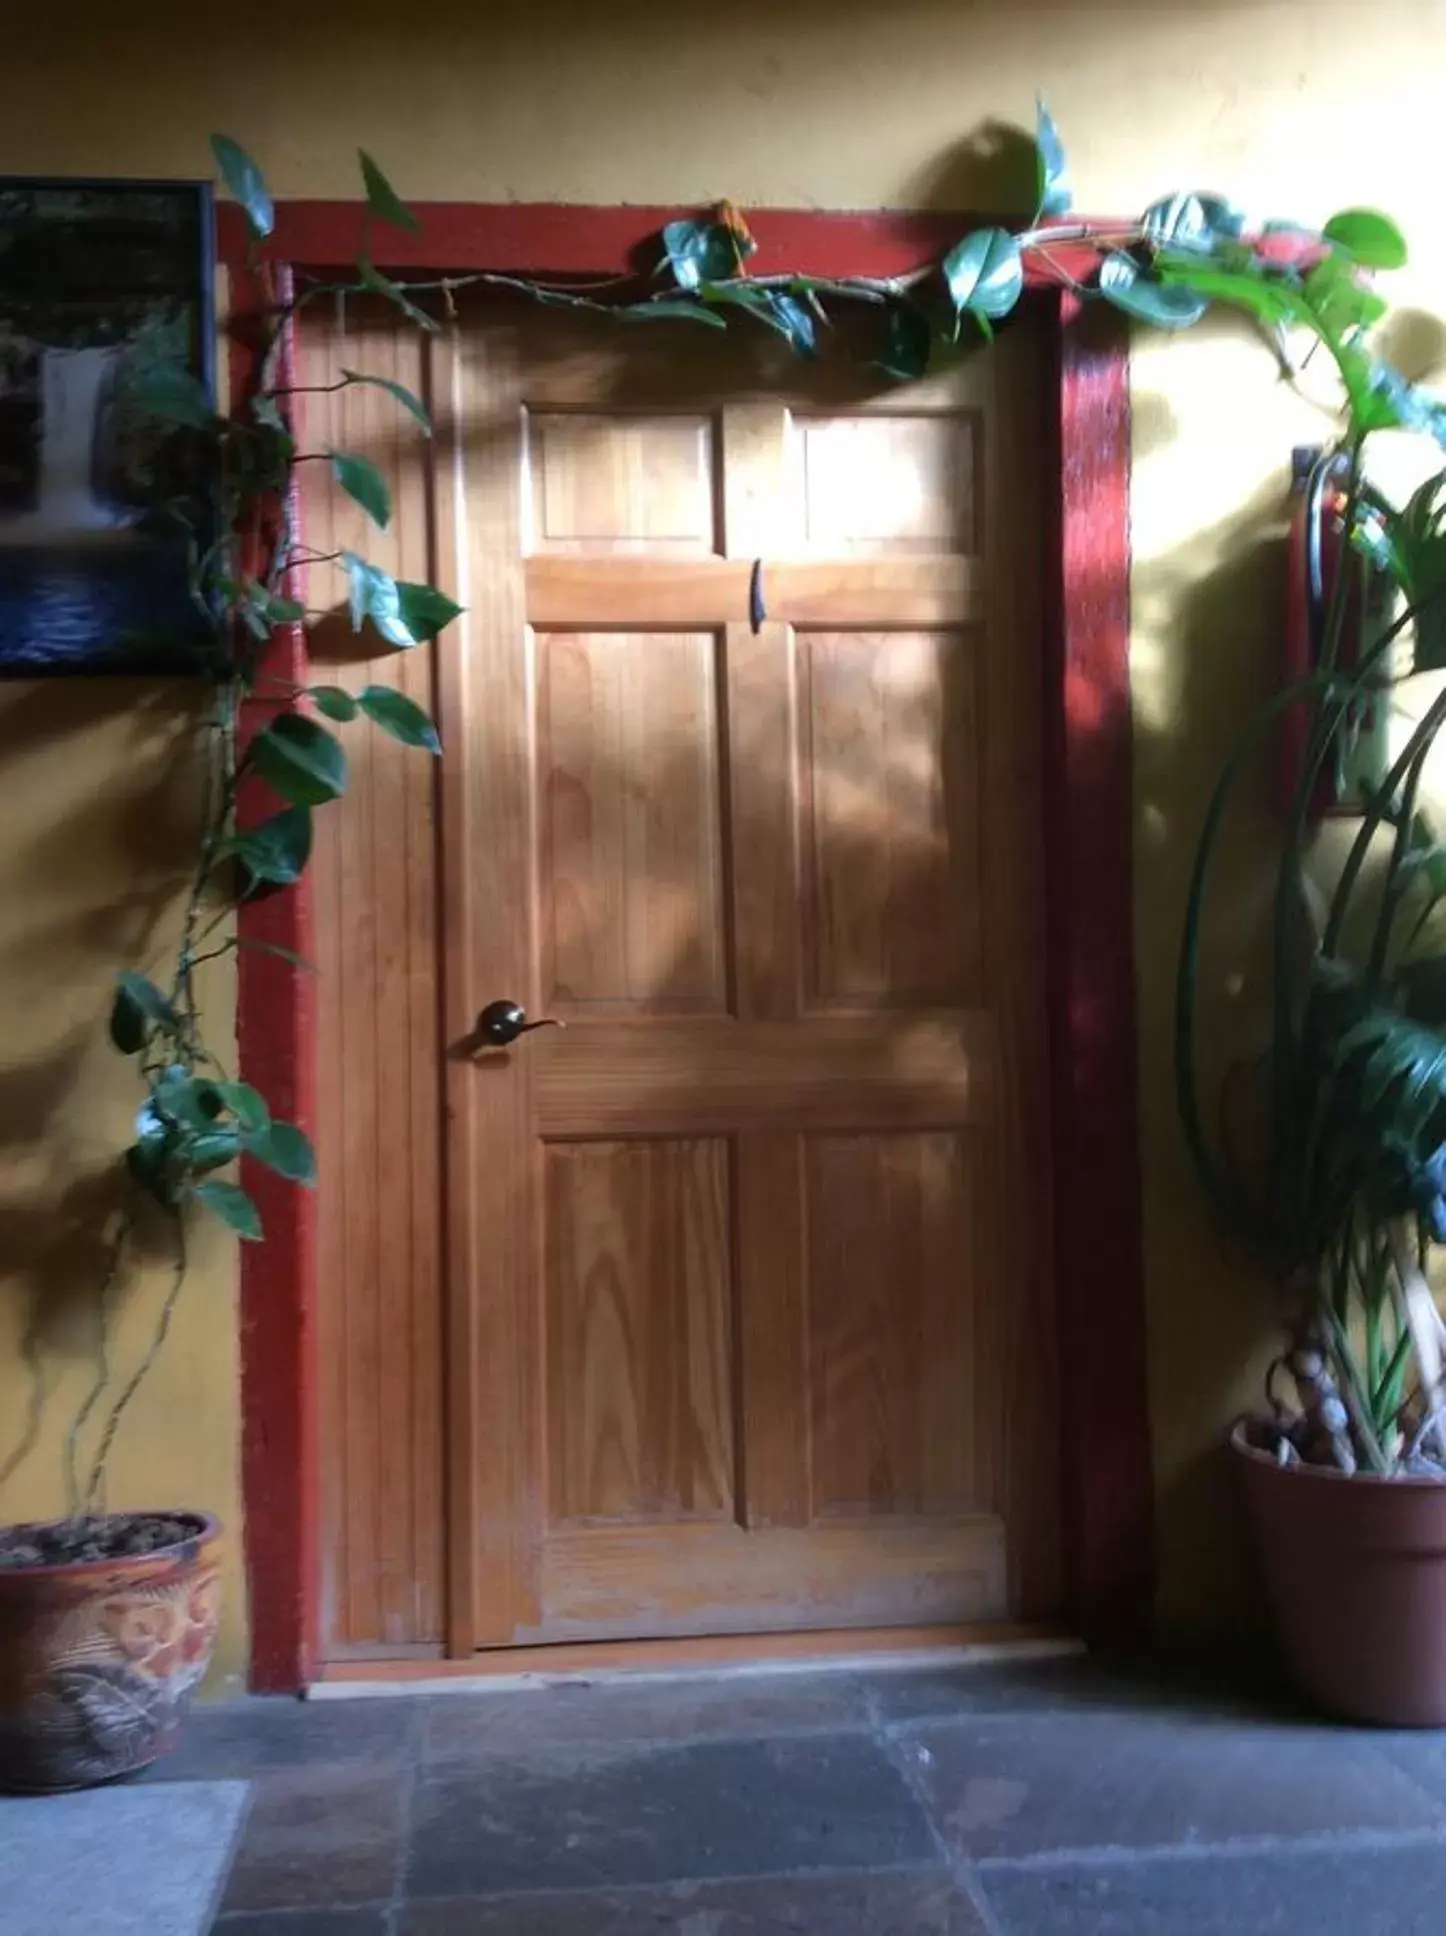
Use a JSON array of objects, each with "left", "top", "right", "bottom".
[{"left": 310, "top": 299, "right": 1058, "bottom": 1659}]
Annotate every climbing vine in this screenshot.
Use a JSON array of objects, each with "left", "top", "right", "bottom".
[{"left": 7, "top": 97, "right": 1446, "bottom": 1516}]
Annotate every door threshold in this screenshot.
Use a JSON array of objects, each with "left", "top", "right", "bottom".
[{"left": 308, "top": 1622, "right": 1082, "bottom": 1699}]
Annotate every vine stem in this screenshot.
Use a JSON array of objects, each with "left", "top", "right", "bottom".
[
  {"left": 62, "top": 1200, "right": 138, "bottom": 1518},
  {"left": 83, "top": 1216, "right": 189, "bottom": 1515}
]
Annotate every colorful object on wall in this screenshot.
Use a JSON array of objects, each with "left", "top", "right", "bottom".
[{"left": 0, "top": 178, "right": 214, "bottom": 675}]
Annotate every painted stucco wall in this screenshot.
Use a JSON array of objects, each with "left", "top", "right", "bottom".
[{"left": 3, "top": 0, "right": 1445, "bottom": 1664}]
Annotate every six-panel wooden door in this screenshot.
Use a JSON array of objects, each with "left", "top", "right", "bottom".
[{"left": 306, "top": 298, "right": 1058, "bottom": 1659}]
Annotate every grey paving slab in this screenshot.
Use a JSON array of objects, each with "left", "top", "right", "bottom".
[{"left": 0, "top": 1779, "right": 248, "bottom": 1936}]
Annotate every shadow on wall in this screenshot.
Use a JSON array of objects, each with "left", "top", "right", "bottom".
[{"left": 0, "top": 680, "right": 214, "bottom": 1511}]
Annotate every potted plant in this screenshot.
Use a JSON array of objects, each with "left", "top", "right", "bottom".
[
  {"left": 1157, "top": 216, "right": 1446, "bottom": 1721},
  {"left": 0, "top": 138, "right": 457, "bottom": 1792}
]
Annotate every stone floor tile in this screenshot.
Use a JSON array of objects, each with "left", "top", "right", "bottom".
[
  {"left": 897, "top": 1710, "right": 1446, "bottom": 1859},
  {"left": 422, "top": 1673, "right": 870, "bottom": 1763},
  {"left": 979, "top": 1838, "right": 1446, "bottom": 1935},
  {"left": 408, "top": 1732, "right": 936, "bottom": 1897},
  {"left": 217, "top": 1760, "right": 405, "bottom": 1914},
  {"left": 864, "top": 1651, "right": 1302, "bottom": 1728},
  {"left": 150, "top": 1695, "right": 419, "bottom": 1780},
  {"left": 401, "top": 1871, "right": 986, "bottom": 1934},
  {"left": 214, "top": 1913, "right": 390, "bottom": 1935}
]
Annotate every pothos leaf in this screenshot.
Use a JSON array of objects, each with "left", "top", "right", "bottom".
[
  {"left": 228, "top": 805, "right": 313, "bottom": 887},
  {"left": 210, "top": 134, "right": 274, "bottom": 240},
  {"left": 340, "top": 369, "right": 432, "bottom": 434},
  {"left": 343, "top": 553, "right": 416, "bottom": 647},
  {"left": 620, "top": 299, "right": 729, "bottom": 329},
  {"left": 243, "top": 1118, "right": 316, "bottom": 1186},
  {"left": 394, "top": 581, "right": 464, "bottom": 643},
  {"left": 1141, "top": 192, "right": 1245, "bottom": 254},
  {"left": 194, "top": 1178, "right": 264, "bottom": 1240},
  {"left": 358, "top": 149, "right": 421, "bottom": 234},
  {"left": 662, "top": 219, "right": 745, "bottom": 290},
  {"left": 110, "top": 971, "right": 177, "bottom": 1054},
  {"left": 330, "top": 450, "right": 392, "bottom": 531},
  {"left": 1034, "top": 95, "right": 1071, "bottom": 217},
  {"left": 877, "top": 304, "right": 933, "bottom": 382},
  {"left": 249, "top": 713, "right": 348, "bottom": 807},
  {"left": 358, "top": 684, "right": 442, "bottom": 753},
  {"left": 1098, "top": 252, "right": 1209, "bottom": 329},
  {"left": 1323, "top": 207, "right": 1408, "bottom": 271},
  {"left": 942, "top": 228, "right": 1024, "bottom": 321},
  {"left": 308, "top": 684, "right": 360, "bottom": 723}
]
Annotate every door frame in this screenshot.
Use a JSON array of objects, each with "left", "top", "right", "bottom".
[{"left": 220, "top": 202, "right": 1152, "bottom": 1693}]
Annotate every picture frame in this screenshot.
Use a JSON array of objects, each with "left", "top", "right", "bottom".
[{"left": 0, "top": 176, "right": 215, "bottom": 676}]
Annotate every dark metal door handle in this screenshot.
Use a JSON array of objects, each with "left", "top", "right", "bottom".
[{"left": 475, "top": 999, "right": 563, "bottom": 1048}]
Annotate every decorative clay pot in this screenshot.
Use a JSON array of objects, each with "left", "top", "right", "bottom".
[
  {"left": 1232, "top": 1423, "right": 1446, "bottom": 1726},
  {"left": 0, "top": 1511, "right": 221, "bottom": 1792}
]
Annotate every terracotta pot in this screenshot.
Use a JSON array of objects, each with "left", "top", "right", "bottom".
[
  {"left": 1232, "top": 1423, "right": 1446, "bottom": 1726},
  {"left": 0, "top": 1511, "right": 222, "bottom": 1792}
]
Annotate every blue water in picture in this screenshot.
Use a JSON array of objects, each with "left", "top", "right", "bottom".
[{"left": 0, "top": 540, "right": 206, "bottom": 673}]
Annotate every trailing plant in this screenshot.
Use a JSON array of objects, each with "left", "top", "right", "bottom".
[{"left": 8, "top": 103, "right": 1444, "bottom": 1524}]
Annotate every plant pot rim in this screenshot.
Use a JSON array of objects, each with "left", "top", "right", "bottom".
[
  {"left": 0, "top": 1509, "right": 221, "bottom": 1583},
  {"left": 1230, "top": 1418, "right": 1446, "bottom": 1490}
]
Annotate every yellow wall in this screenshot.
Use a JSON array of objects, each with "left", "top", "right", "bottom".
[{"left": 4, "top": 0, "right": 1446, "bottom": 1656}]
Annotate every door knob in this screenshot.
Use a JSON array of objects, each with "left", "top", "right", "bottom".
[{"left": 474, "top": 999, "right": 562, "bottom": 1048}]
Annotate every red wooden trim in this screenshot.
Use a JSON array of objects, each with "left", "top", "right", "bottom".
[
  {"left": 233, "top": 207, "right": 1152, "bottom": 1688},
  {"left": 1048, "top": 294, "right": 1155, "bottom": 1641},
  {"left": 215, "top": 200, "right": 1113, "bottom": 288},
  {"left": 230, "top": 267, "right": 320, "bottom": 1694}
]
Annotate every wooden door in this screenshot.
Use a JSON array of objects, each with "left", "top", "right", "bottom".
[{"left": 436, "top": 306, "right": 1058, "bottom": 1650}]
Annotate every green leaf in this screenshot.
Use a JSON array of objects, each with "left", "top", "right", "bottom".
[
  {"left": 1141, "top": 192, "right": 1244, "bottom": 254},
  {"left": 128, "top": 1101, "right": 182, "bottom": 1207},
  {"left": 763, "top": 292, "right": 818, "bottom": 357},
  {"left": 1034, "top": 95, "right": 1071, "bottom": 217},
  {"left": 229, "top": 805, "right": 313, "bottom": 887},
  {"left": 621, "top": 299, "right": 729, "bottom": 329},
  {"left": 185, "top": 1126, "right": 242, "bottom": 1176},
  {"left": 238, "top": 579, "right": 306, "bottom": 640},
  {"left": 1099, "top": 252, "right": 1209, "bottom": 329},
  {"left": 359, "top": 149, "right": 421, "bottom": 234},
  {"left": 342, "top": 553, "right": 416, "bottom": 647},
  {"left": 358, "top": 684, "right": 442, "bottom": 753},
  {"left": 661, "top": 219, "right": 744, "bottom": 290},
  {"left": 942, "top": 228, "right": 1024, "bottom": 321},
  {"left": 251, "top": 392, "right": 288, "bottom": 434},
  {"left": 194, "top": 1178, "right": 263, "bottom": 1240},
  {"left": 358, "top": 261, "right": 440, "bottom": 333},
  {"left": 1323, "top": 207, "right": 1408, "bottom": 270},
  {"left": 1154, "top": 253, "right": 1305, "bottom": 325},
  {"left": 877, "top": 304, "right": 932, "bottom": 382},
  {"left": 210, "top": 134, "right": 274, "bottom": 241},
  {"left": 110, "top": 971, "right": 177, "bottom": 1053},
  {"left": 250, "top": 713, "right": 348, "bottom": 807},
  {"left": 1304, "top": 255, "right": 1389, "bottom": 337},
  {"left": 153, "top": 1066, "right": 225, "bottom": 1132},
  {"left": 243, "top": 1118, "right": 316, "bottom": 1186},
  {"left": 213, "top": 1081, "right": 270, "bottom": 1133},
  {"left": 330, "top": 450, "right": 391, "bottom": 531},
  {"left": 126, "top": 362, "right": 216, "bottom": 430},
  {"left": 339, "top": 368, "right": 432, "bottom": 434},
  {"left": 394, "top": 581, "right": 464, "bottom": 643},
  {"left": 308, "top": 684, "right": 360, "bottom": 722}
]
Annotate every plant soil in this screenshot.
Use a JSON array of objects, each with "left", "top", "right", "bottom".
[{"left": 0, "top": 1512, "right": 205, "bottom": 1570}]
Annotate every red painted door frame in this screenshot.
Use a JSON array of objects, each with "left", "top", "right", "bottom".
[{"left": 222, "top": 203, "right": 1153, "bottom": 1693}]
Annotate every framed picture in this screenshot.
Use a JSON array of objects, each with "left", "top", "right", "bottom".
[{"left": 0, "top": 177, "right": 214, "bottom": 675}]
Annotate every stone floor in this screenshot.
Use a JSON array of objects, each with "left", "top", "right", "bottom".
[{"left": 140, "top": 1651, "right": 1446, "bottom": 1933}]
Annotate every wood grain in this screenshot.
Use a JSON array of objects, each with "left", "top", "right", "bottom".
[
  {"left": 304, "top": 297, "right": 444, "bottom": 1655},
  {"left": 800, "top": 629, "right": 982, "bottom": 1008},
  {"left": 315, "top": 295, "right": 1060, "bottom": 1660},
  {"left": 545, "top": 1140, "right": 735, "bottom": 1525},
  {"left": 538, "top": 630, "right": 727, "bottom": 1013},
  {"left": 525, "top": 555, "right": 979, "bottom": 628}
]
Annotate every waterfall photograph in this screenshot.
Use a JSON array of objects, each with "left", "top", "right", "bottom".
[{"left": 0, "top": 178, "right": 213, "bottom": 674}]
